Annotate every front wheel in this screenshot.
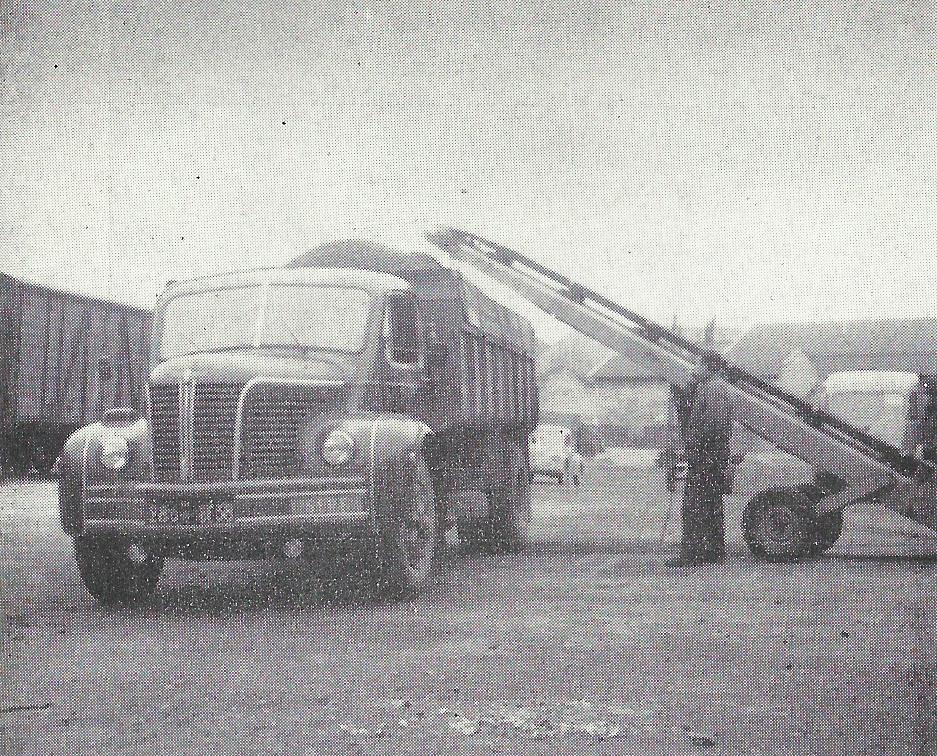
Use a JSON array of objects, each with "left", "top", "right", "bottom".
[
  {"left": 74, "top": 537, "right": 164, "bottom": 606},
  {"left": 372, "top": 457, "right": 438, "bottom": 598}
]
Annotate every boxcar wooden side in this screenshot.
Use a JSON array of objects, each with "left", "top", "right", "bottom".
[{"left": 0, "top": 273, "right": 151, "bottom": 472}]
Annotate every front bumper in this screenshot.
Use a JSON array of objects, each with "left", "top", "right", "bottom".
[
  {"left": 80, "top": 477, "right": 373, "bottom": 540},
  {"left": 531, "top": 458, "right": 565, "bottom": 475}
]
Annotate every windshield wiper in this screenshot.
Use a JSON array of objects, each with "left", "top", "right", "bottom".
[
  {"left": 254, "top": 319, "right": 309, "bottom": 352},
  {"left": 186, "top": 345, "right": 254, "bottom": 355}
]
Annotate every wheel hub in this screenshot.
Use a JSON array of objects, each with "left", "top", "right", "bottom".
[
  {"left": 762, "top": 505, "right": 798, "bottom": 546},
  {"left": 401, "top": 480, "right": 434, "bottom": 567}
]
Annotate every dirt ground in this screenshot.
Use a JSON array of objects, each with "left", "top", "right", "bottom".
[{"left": 1, "top": 464, "right": 935, "bottom": 755}]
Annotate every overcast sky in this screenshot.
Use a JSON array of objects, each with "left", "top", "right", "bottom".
[{"left": 1, "top": 0, "right": 934, "bottom": 336}]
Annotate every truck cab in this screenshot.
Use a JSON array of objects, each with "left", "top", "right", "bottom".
[
  {"left": 57, "top": 265, "right": 442, "bottom": 603},
  {"left": 813, "top": 372, "right": 929, "bottom": 455}
]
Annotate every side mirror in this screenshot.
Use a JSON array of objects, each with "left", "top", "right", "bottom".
[{"left": 103, "top": 407, "right": 140, "bottom": 426}]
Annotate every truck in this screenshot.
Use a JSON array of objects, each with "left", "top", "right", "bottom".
[
  {"left": 0, "top": 273, "right": 151, "bottom": 475},
  {"left": 57, "top": 240, "right": 539, "bottom": 604},
  {"left": 427, "top": 228, "right": 937, "bottom": 560}
]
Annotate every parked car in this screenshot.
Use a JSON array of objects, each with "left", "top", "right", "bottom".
[{"left": 529, "top": 423, "right": 583, "bottom": 484}]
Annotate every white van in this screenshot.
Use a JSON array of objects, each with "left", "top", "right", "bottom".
[{"left": 529, "top": 424, "right": 583, "bottom": 484}]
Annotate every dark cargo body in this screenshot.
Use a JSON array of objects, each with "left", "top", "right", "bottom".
[
  {"left": 0, "top": 273, "right": 150, "bottom": 472},
  {"left": 289, "top": 240, "right": 539, "bottom": 442}
]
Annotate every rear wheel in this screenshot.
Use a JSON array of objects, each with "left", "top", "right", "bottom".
[
  {"left": 490, "top": 442, "right": 532, "bottom": 552},
  {"left": 74, "top": 537, "right": 164, "bottom": 606},
  {"left": 372, "top": 457, "right": 438, "bottom": 598}
]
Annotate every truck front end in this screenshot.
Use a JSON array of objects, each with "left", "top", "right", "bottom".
[{"left": 59, "top": 265, "right": 437, "bottom": 603}]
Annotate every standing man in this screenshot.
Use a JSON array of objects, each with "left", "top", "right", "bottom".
[{"left": 670, "top": 368, "right": 735, "bottom": 565}]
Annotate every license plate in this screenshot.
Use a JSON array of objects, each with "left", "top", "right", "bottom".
[
  {"left": 148, "top": 500, "right": 197, "bottom": 525},
  {"left": 147, "top": 498, "right": 234, "bottom": 525}
]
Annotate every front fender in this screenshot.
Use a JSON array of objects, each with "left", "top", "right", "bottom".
[
  {"left": 57, "top": 418, "right": 151, "bottom": 536},
  {"left": 343, "top": 414, "right": 432, "bottom": 524},
  {"left": 58, "top": 426, "right": 95, "bottom": 536}
]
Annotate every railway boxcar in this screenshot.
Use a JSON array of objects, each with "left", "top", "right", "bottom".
[{"left": 0, "top": 273, "right": 151, "bottom": 473}]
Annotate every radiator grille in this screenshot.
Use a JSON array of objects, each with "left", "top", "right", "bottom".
[
  {"left": 149, "top": 380, "right": 340, "bottom": 482},
  {"left": 239, "top": 384, "right": 330, "bottom": 479},
  {"left": 149, "top": 384, "right": 180, "bottom": 482},
  {"left": 192, "top": 383, "right": 242, "bottom": 482}
]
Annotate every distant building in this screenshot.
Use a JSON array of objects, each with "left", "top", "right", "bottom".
[
  {"left": 727, "top": 318, "right": 937, "bottom": 382},
  {"left": 585, "top": 354, "right": 672, "bottom": 450},
  {"left": 537, "top": 366, "right": 594, "bottom": 421},
  {"left": 537, "top": 332, "right": 690, "bottom": 450}
]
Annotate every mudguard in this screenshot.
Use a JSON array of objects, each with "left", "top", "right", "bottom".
[
  {"left": 57, "top": 417, "right": 151, "bottom": 536},
  {"left": 353, "top": 413, "right": 433, "bottom": 525}
]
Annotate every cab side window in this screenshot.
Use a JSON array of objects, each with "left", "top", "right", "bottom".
[{"left": 385, "top": 292, "right": 420, "bottom": 366}]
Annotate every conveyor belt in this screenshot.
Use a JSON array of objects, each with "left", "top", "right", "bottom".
[{"left": 427, "top": 227, "right": 932, "bottom": 487}]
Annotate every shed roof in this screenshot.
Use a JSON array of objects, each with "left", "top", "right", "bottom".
[
  {"left": 728, "top": 318, "right": 937, "bottom": 378},
  {"left": 536, "top": 333, "right": 612, "bottom": 379},
  {"left": 588, "top": 353, "right": 672, "bottom": 383}
]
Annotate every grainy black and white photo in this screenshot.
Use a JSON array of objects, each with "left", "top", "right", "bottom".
[{"left": 1, "top": 1, "right": 935, "bottom": 754}]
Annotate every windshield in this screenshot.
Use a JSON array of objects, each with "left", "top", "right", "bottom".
[
  {"left": 532, "top": 425, "right": 570, "bottom": 448},
  {"left": 159, "top": 284, "right": 373, "bottom": 360},
  {"left": 826, "top": 391, "right": 908, "bottom": 447}
]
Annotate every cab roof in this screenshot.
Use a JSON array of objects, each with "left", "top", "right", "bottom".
[
  {"left": 822, "top": 371, "right": 920, "bottom": 394},
  {"left": 159, "top": 265, "right": 410, "bottom": 305}
]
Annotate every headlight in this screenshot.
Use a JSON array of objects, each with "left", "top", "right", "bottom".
[
  {"left": 322, "top": 429, "right": 354, "bottom": 466},
  {"left": 100, "top": 434, "right": 129, "bottom": 470}
]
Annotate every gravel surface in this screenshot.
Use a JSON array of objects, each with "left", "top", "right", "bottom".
[{"left": 1, "top": 468, "right": 935, "bottom": 755}]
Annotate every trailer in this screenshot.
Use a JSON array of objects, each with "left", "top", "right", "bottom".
[
  {"left": 0, "top": 273, "right": 151, "bottom": 474},
  {"left": 427, "top": 228, "right": 937, "bottom": 559}
]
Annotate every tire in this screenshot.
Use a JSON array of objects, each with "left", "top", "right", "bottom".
[
  {"left": 742, "top": 488, "right": 825, "bottom": 561},
  {"left": 490, "top": 442, "right": 532, "bottom": 553},
  {"left": 74, "top": 537, "right": 164, "bottom": 606},
  {"left": 372, "top": 457, "right": 438, "bottom": 598},
  {"left": 814, "top": 509, "right": 844, "bottom": 554},
  {"left": 457, "top": 516, "right": 491, "bottom": 554}
]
